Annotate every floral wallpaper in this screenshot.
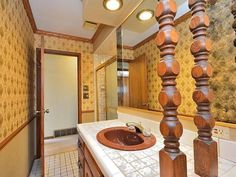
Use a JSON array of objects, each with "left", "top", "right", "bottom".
[
  {"left": 34, "top": 34, "right": 94, "bottom": 111},
  {"left": 0, "top": 0, "right": 35, "bottom": 142},
  {"left": 122, "top": 0, "right": 236, "bottom": 123}
]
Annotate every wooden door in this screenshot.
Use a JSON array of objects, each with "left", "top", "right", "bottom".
[
  {"left": 36, "top": 36, "right": 45, "bottom": 176},
  {"left": 129, "top": 54, "right": 148, "bottom": 109}
]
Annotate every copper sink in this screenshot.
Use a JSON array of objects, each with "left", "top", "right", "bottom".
[{"left": 96, "top": 126, "right": 156, "bottom": 151}]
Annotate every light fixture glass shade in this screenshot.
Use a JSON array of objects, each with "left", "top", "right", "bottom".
[
  {"left": 137, "top": 10, "right": 154, "bottom": 21},
  {"left": 103, "top": 0, "right": 123, "bottom": 11}
]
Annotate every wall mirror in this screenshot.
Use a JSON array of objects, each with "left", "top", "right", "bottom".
[{"left": 117, "top": 0, "right": 236, "bottom": 124}]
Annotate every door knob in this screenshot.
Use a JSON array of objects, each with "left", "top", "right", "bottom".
[
  {"left": 44, "top": 109, "right": 50, "bottom": 114},
  {"left": 35, "top": 109, "right": 50, "bottom": 115}
]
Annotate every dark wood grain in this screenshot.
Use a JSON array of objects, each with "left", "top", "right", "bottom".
[
  {"left": 188, "top": 0, "right": 218, "bottom": 176},
  {"left": 155, "top": 1, "right": 187, "bottom": 177}
]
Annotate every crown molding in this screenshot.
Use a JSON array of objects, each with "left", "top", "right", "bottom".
[{"left": 35, "top": 29, "right": 92, "bottom": 43}]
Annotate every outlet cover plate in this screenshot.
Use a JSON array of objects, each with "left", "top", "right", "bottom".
[{"left": 213, "top": 125, "right": 230, "bottom": 140}]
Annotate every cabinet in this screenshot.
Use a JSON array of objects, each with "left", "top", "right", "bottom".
[
  {"left": 84, "top": 161, "right": 93, "bottom": 177},
  {"left": 78, "top": 133, "right": 103, "bottom": 177}
]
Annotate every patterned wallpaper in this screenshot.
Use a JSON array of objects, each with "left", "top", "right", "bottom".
[
  {"left": 122, "top": 0, "right": 236, "bottom": 123},
  {"left": 96, "top": 67, "right": 106, "bottom": 121},
  {"left": 0, "top": 0, "right": 35, "bottom": 143},
  {"left": 122, "top": 48, "right": 134, "bottom": 60},
  {"left": 208, "top": 0, "right": 236, "bottom": 123},
  {"left": 34, "top": 34, "right": 94, "bottom": 111}
]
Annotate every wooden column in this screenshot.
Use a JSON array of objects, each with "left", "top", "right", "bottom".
[
  {"left": 188, "top": 0, "right": 218, "bottom": 176},
  {"left": 232, "top": 0, "right": 236, "bottom": 48},
  {"left": 155, "top": 1, "right": 187, "bottom": 177}
]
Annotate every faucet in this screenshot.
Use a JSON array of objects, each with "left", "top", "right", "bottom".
[{"left": 126, "top": 122, "right": 144, "bottom": 134}]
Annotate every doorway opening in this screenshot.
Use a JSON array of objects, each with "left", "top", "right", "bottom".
[{"left": 36, "top": 48, "right": 81, "bottom": 176}]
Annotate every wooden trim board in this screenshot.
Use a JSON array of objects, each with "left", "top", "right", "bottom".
[
  {"left": 22, "top": 0, "right": 37, "bottom": 32},
  {"left": 36, "top": 30, "right": 92, "bottom": 43},
  {"left": 82, "top": 110, "right": 94, "bottom": 113},
  {"left": 96, "top": 56, "right": 117, "bottom": 71}
]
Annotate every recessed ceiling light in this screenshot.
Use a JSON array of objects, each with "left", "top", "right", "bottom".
[
  {"left": 137, "top": 10, "right": 154, "bottom": 21},
  {"left": 103, "top": 0, "right": 123, "bottom": 11}
]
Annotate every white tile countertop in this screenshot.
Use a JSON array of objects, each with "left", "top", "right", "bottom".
[{"left": 77, "top": 120, "right": 236, "bottom": 177}]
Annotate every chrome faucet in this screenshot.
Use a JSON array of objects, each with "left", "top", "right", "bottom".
[{"left": 126, "top": 122, "right": 144, "bottom": 134}]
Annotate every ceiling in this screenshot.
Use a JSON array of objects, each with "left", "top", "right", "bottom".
[
  {"left": 30, "top": 0, "right": 96, "bottom": 39},
  {"left": 29, "top": 0, "right": 143, "bottom": 40},
  {"left": 122, "top": 0, "right": 189, "bottom": 47},
  {"left": 83, "top": 0, "right": 142, "bottom": 27},
  {"left": 29, "top": 0, "right": 189, "bottom": 45},
  {"left": 122, "top": 0, "right": 157, "bottom": 33}
]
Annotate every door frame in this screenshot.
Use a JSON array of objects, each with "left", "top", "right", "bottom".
[
  {"left": 36, "top": 48, "right": 82, "bottom": 163},
  {"left": 95, "top": 56, "right": 117, "bottom": 121}
]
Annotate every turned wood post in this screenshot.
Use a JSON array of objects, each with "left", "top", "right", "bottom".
[
  {"left": 232, "top": 0, "right": 236, "bottom": 47},
  {"left": 188, "top": 0, "right": 218, "bottom": 176},
  {"left": 155, "top": 1, "right": 187, "bottom": 177}
]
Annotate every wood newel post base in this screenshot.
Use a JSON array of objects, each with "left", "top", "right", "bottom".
[
  {"left": 194, "top": 139, "right": 218, "bottom": 177},
  {"left": 160, "top": 150, "right": 187, "bottom": 177}
]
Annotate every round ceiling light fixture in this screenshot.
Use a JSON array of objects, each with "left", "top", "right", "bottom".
[
  {"left": 103, "top": 0, "right": 123, "bottom": 11},
  {"left": 137, "top": 9, "right": 154, "bottom": 21}
]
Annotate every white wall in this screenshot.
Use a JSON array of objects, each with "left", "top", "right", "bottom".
[{"left": 44, "top": 54, "right": 78, "bottom": 137}]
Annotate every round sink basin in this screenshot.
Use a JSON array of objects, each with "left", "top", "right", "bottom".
[{"left": 96, "top": 126, "right": 156, "bottom": 151}]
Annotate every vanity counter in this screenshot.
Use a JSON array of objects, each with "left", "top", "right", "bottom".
[{"left": 77, "top": 120, "right": 236, "bottom": 177}]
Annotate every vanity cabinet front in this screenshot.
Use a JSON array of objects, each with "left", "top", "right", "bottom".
[
  {"left": 78, "top": 133, "right": 104, "bottom": 177},
  {"left": 84, "top": 160, "right": 93, "bottom": 177}
]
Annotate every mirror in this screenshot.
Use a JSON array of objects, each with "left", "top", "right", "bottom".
[{"left": 117, "top": 0, "right": 236, "bottom": 124}]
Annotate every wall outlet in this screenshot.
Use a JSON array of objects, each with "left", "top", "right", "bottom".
[{"left": 212, "top": 125, "right": 230, "bottom": 140}]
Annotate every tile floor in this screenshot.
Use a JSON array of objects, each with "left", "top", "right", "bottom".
[
  {"left": 45, "top": 150, "right": 79, "bottom": 177},
  {"left": 45, "top": 135, "right": 78, "bottom": 156},
  {"left": 29, "top": 135, "right": 79, "bottom": 177}
]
